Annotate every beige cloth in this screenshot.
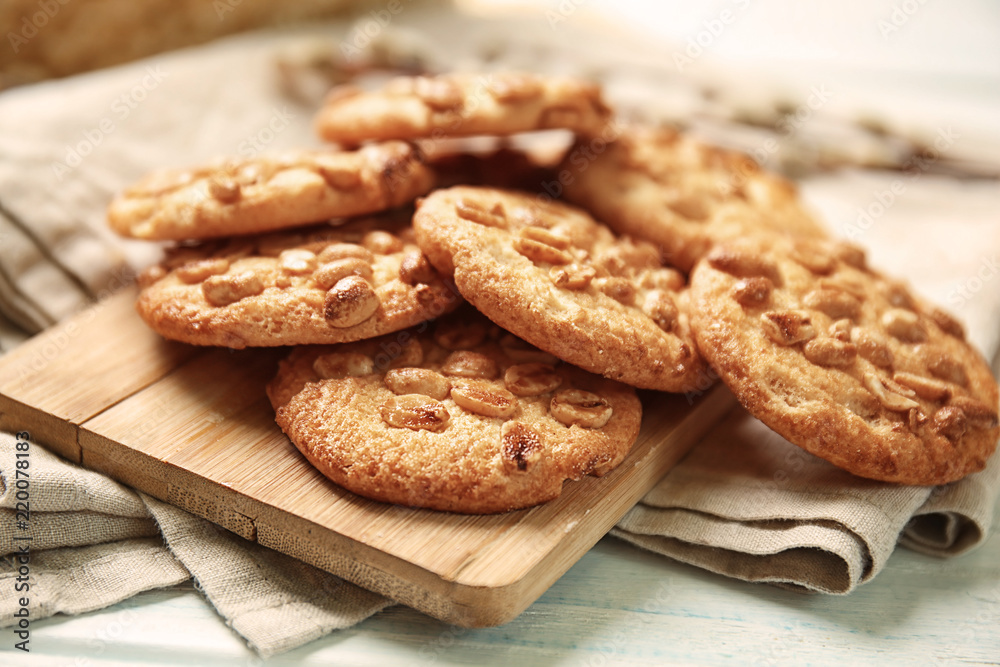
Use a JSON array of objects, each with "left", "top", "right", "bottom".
[
  {"left": 0, "top": 8, "right": 999, "bottom": 656},
  {"left": 0, "top": 436, "right": 391, "bottom": 656}
]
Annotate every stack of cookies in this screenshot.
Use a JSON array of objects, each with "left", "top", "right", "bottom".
[{"left": 107, "top": 71, "right": 1000, "bottom": 514}]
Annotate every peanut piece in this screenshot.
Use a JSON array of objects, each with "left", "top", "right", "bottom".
[
  {"left": 520, "top": 226, "right": 571, "bottom": 250},
  {"left": 550, "top": 389, "right": 613, "bottom": 428},
  {"left": 455, "top": 199, "right": 506, "bottom": 227},
  {"left": 851, "top": 328, "right": 894, "bottom": 368},
  {"left": 596, "top": 277, "right": 637, "bottom": 305},
  {"left": 761, "top": 310, "right": 816, "bottom": 346},
  {"left": 550, "top": 263, "right": 596, "bottom": 290},
  {"left": 384, "top": 368, "right": 450, "bottom": 400},
  {"left": 804, "top": 288, "right": 861, "bottom": 320},
  {"left": 948, "top": 396, "right": 999, "bottom": 428},
  {"left": 803, "top": 338, "right": 857, "bottom": 367},
  {"left": 504, "top": 363, "right": 562, "bottom": 397},
  {"left": 176, "top": 258, "right": 230, "bottom": 284},
  {"left": 279, "top": 249, "right": 317, "bottom": 275},
  {"left": 863, "top": 372, "right": 919, "bottom": 412},
  {"left": 316, "top": 243, "right": 375, "bottom": 264},
  {"left": 707, "top": 246, "right": 781, "bottom": 285},
  {"left": 929, "top": 307, "right": 966, "bottom": 340},
  {"left": 892, "top": 372, "right": 951, "bottom": 402},
  {"left": 314, "top": 258, "right": 374, "bottom": 290},
  {"left": 313, "top": 352, "right": 374, "bottom": 379},
  {"left": 925, "top": 351, "right": 969, "bottom": 387},
  {"left": 514, "top": 237, "right": 572, "bottom": 266},
  {"left": 450, "top": 380, "right": 517, "bottom": 419},
  {"left": 732, "top": 277, "right": 773, "bottom": 307},
  {"left": 363, "top": 230, "right": 404, "bottom": 255},
  {"left": 501, "top": 422, "right": 543, "bottom": 472},
  {"left": 933, "top": 406, "right": 967, "bottom": 441},
  {"left": 441, "top": 351, "right": 498, "bottom": 379},
  {"left": 208, "top": 177, "right": 240, "bottom": 203},
  {"left": 323, "top": 275, "right": 380, "bottom": 327},
  {"left": 380, "top": 395, "right": 450, "bottom": 432},
  {"left": 644, "top": 290, "right": 679, "bottom": 332},
  {"left": 398, "top": 250, "right": 436, "bottom": 285},
  {"left": 883, "top": 308, "right": 927, "bottom": 343},
  {"left": 202, "top": 271, "right": 264, "bottom": 306}
]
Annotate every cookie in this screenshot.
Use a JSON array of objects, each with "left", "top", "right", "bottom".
[
  {"left": 267, "top": 309, "right": 643, "bottom": 513},
  {"left": 314, "top": 71, "right": 612, "bottom": 145},
  {"left": 413, "top": 186, "right": 708, "bottom": 392},
  {"left": 560, "top": 125, "right": 829, "bottom": 272},
  {"left": 689, "top": 235, "right": 999, "bottom": 485},
  {"left": 107, "top": 142, "right": 433, "bottom": 240},
  {"left": 135, "top": 213, "right": 459, "bottom": 348}
]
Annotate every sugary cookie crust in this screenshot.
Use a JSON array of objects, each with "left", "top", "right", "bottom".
[
  {"left": 690, "top": 235, "right": 999, "bottom": 485},
  {"left": 561, "top": 125, "right": 829, "bottom": 271},
  {"left": 413, "top": 185, "right": 709, "bottom": 392},
  {"left": 314, "top": 71, "right": 612, "bottom": 145},
  {"left": 107, "top": 142, "right": 433, "bottom": 240},
  {"left": 135, "top": 214, "right": 459, "bottom": 348},
  {"left": 267, "top": 310, "right": 642, "bottom": 513}
]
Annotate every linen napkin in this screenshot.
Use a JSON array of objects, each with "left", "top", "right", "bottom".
[
  {"left": 0, "top": 7, "right": 998, "bottom": 656},
  {"left": 0, "top": 434, "right": 392, "bottom": 657}
]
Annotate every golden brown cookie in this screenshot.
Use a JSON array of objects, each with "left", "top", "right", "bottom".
[
  {"left": 314, "top": 71, "right": 612, "bottom": 145},
  {"left": 689, "top": 235, "right": 999, "bottom": 485},
  {"left": 413, "top": 186, "right": 708, "bottom": 392},
  {"left": 561, "top": 125, "right": 829, "bottom": 272},
  {"left": 135, "top": 213, "right": 459, "bottom": 348},
  {"left": 107, "top": 142, "right": 433, "bottom": 240},
  {"left": 267, "top": 308, "right": 643, "bottom": 513}
]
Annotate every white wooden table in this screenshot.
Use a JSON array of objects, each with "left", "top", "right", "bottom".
[{"left": 6, "top": 514, "right": 999, "bottom": 666}]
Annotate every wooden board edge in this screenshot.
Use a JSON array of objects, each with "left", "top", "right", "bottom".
[
  {"left": 0, "top": 393, "right": 81, "bottom": 462},
  {"left": 78, "top": 384, "right": 736, "bottom": 628}
]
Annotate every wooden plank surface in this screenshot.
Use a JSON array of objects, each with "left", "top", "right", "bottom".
[{"left": 0, "top": 285, "right": 736, "bottom": 627}]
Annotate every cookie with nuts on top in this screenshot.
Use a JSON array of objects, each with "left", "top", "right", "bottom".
[
  {"left": 267, "top": 308, "right": 642, "bottom": 513},
  {"left": 560, "top": 125, "right": 829, "bottom": 272},
  {"left": 135, "top": 212, "right": 459, "bottom": 348},
  {"left": 413, "top": 186, "right": 707, "bottom": 392},
  {"left": 689, "top": 235, "right": 999, "bottom": 485},
  {"left": 107, "top": 142, "right": 433, "bottom": 240},
  {"left": 314, "top": 71, "right": 612, "bottom": 145}
]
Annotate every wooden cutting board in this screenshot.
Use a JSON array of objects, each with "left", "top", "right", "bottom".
[{"left": 0, "top": 287, "right": 735, "bottom": 627}]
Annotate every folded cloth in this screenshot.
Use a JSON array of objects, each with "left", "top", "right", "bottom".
[
  {"left": 0, "top": 435, "right": 392, "bottom": 657},
  {"left": 0, "top": 9, "right": 998, "bottom": 656}
]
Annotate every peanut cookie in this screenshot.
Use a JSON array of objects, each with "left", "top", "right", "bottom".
[
  {"left": 267, "top": 309, "right": 642, "bottom": 513},
  {"left": 315, "top": 71, "right": 612, "bottom": 145},
  {"left": 561, "top": 125, "right": 829, "bottom": 271},
  {"left": 413, "top": 186, "right": 707, "bottom": 392},
  {"left": 690, "top": 235, "right": 999, "bottom": 485},
  {"left": 107, "top": 142, "right": 433, "bottom": 240},
  {"left": 135, "top": 213, "right": 459, "bottom": 348}
]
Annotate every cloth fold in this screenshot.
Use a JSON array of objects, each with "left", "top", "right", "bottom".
[
  {"left": 0, "top": 436, "right": 391, "bottom": 657},
  {"left": 0, "top": 8, "right": 999, "bottom": 658}
]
